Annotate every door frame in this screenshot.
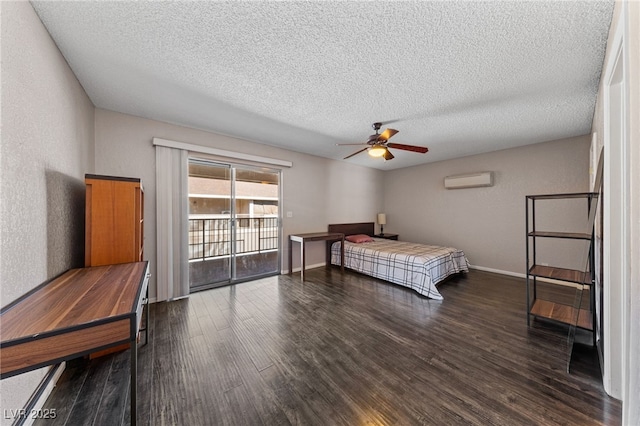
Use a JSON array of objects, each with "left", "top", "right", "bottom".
[
  {"left": 601, "top": 2, "right": 630, "bottom": 400},
  {"left": 187, "top": 156, "right": 282, "bottom": 291}
]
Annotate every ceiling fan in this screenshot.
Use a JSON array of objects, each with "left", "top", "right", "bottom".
[{"left": 337, "top": 122, "right": 429, "bottom": 161}]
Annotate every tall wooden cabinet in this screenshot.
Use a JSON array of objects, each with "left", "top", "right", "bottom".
[
  {"left": 85, "top": 174, "right": 144, "bottom": 267},
  {"left": 84, "top": 174, "right": 145, "bottom": 358}
]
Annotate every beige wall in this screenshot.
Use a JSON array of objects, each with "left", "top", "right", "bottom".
[
  {"left": 94, "top": 108, "right": 384, "bottom": 301},
  {"left": 0, "top": 2, "right": 95, "bottom": 422},
  {"left": 382, "top": 135, "right": 591, "bottom": 275}
]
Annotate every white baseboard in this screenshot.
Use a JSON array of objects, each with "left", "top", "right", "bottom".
[
  {"left": 21, "top": 363, "right": 66, "bottom": 426},
  {"left": 468, "top": 264, "right": 524, "bottom": 278},
  {"left": 282, "top": 263, "right": 579, "bottom": 289},
  {"left": 283, "top": 262, "right": 327, "bottom": 274}
]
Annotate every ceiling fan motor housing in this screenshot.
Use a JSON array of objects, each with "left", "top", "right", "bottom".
[{"left": 369, "top": 122, "right": 382, "bottom": 143}]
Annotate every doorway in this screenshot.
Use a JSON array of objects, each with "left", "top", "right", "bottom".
[{"left": 187, "top": 158, "right": 281, "bottom": 291}]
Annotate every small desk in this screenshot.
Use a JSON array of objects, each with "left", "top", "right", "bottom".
[
  {"left": 0, "top": 261, "right": 149, "bottom": 426},
  {"left": 289, "top": 232, "right": 344, "bottom": 281}
]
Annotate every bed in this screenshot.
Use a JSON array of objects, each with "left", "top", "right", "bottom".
[{"left": 327, "top": 222, "right": 468, "bottom": 300}]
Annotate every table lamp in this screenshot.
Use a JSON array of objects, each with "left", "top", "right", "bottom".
[{"left": 377, "top": 213, "right": 386, "bottom": 235}]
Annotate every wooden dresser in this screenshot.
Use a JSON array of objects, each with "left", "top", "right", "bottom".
[{"left": 85, "top": 174, "right": 144, "bottom": 267}]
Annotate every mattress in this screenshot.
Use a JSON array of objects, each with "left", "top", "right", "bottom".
[{"left": 331, "top": 238, "right": 469, "bottom": 299}]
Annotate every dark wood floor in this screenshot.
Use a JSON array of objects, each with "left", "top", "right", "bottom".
[{"left": 36, "top": 268, "right": 621, "bottom": 425}]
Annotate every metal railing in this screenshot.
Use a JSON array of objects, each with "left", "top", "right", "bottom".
[{"left": 188, "top": 216, "right": 278, "bottom": 261}]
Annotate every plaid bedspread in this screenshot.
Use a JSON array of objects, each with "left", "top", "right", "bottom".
[{"left": 331, "top": 238, "right": 469, "bottom": 300}]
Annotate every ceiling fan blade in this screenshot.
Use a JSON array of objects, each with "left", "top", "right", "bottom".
[
  {"left": 343, "top": 147, "right": 369, "bottom": 160},
  {"left": 382, "top": 148, "right": 394, "bottom": 161},
  {"left": 378, "top": 128, "right": 399, "bottom": 141},
  {"left": 387, "top": 143, "right": 429, "bottom": 153}
]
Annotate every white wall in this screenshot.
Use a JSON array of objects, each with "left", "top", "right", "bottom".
[
  {"left": 94, "top": 108, "right": 384, "bottom": 301},
  {"left": 0, "top": 2, "right": 95, "bottom": 422},
  {"left": 591, "top": 0, "right": 639, "bottom": 420},
  {"left": 382, "top": 135, "right": 591, "bottom": 275},
  {"left": 626, "top": 3, "right": 639, "bottom": 422}
]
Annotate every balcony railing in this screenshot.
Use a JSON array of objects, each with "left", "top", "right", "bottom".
[{"left": 188, "top": 216, "right": 278, "bottom": 261}]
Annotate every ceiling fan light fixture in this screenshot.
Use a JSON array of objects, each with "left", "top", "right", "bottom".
[{"left": 368, "top": 145, "right": 386, "bottom": 157}]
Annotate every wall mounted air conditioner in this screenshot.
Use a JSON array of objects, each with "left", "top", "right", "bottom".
[{"left": 444, "top": 171, "right": 494, "bottom": 189}]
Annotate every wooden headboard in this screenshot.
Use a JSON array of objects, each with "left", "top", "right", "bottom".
[
  {"left": 327, "top": 222, "right": 375, "bottom": 237},
  {"left": 325, "top": 222, "right": 374, "bottom": 265}
]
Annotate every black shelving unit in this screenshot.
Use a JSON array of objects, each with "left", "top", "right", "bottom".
[{"left": 525, "top": 191, "right": 599, "bottom": 371}]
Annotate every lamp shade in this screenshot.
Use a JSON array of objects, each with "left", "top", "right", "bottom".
[
  {"left": 368, "top": 146, "right": 386, "bottom": 157},
  {"left": 377, "top": 213, "right": 386, "bottom": 225}
]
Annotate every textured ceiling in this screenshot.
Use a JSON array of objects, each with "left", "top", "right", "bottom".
[{"left": 31, "top": 1, "right": 614, "bottom": 170}]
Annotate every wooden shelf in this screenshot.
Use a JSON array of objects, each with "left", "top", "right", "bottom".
[
  {"left": 530, "top": 299, "right": 593, "bottom": 330},
  {"left": 528, "top": 231, "right": 591, "bottom": 240},
  {"left": 529, "top": 265, "right": 591, "bottom": 285}
]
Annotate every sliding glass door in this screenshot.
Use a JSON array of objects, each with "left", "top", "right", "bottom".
[
  {"left": 188, "top": 159, "right": 280, "bottom": 291},
  {"left": 188, "top": 160, "right": 232, "bottom": 289},
  {"left": 233, "top": 167, "right": 280, "bottom": 280}
]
